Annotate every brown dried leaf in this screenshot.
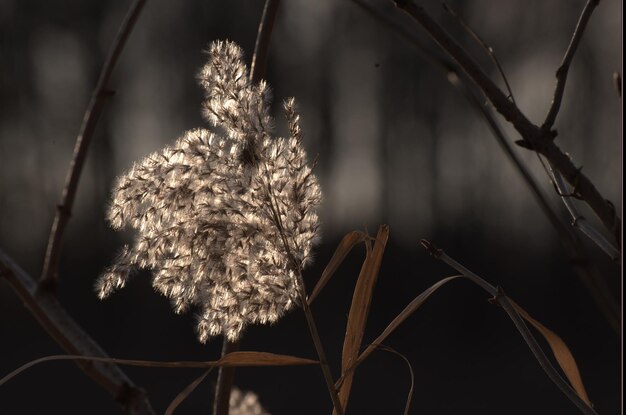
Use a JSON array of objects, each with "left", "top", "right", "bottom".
[
  {"left": 165, "top": 368, "right": 214, "bottom": 415},
  {"left": 335, "top": 225, "right": 389, "bottom": 414},
  {"left": 510, "top": 301, "right": 591, "bottom": 405},
  {"left": 0, "top": 352, "right": 318, "bottom": 387},
  {"left": 217, "top": 351, "right": 319, "bottom": 367},
  {"left": 308, "top": 230, "right": 366, "bottom": 305}
]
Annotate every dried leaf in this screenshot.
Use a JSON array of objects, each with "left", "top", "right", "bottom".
[
  {"left": 0, "top": 352, "right": 318, "bottom": 387},
  {"left": 217, "top": 351, "right": 319, "bottom": 367},
  {"left": 341, "top": 275, "right": 462, "bottom": 382},
  {"left": 335, "top": 225, "right": 389, "bottom": 414},
  {"left": 510, "top": 301, "right": 591, "bottom": 405},
  {"left": 377, "top": 345, "right": 415, "bottom": 415},
  {"left": 165, "top": 368, "right": 214, "bottom": 415},
  {"left": 308, "top": 231, "right": 366, "bottom": 305}
]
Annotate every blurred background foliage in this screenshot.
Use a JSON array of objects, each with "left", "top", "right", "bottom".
[{"left": 0, "top": 1, "right": 621, "bottom": 414}]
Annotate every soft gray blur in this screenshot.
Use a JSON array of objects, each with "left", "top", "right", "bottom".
[{"left": 0, "top": 0, "right": 621, "bottom": 266}]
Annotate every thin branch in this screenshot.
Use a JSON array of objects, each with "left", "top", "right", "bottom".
[
  {"left": 549, "top": 164, "right": 620, "bottom": 260},
  {"left": 40, "top": 0, "right": 146, "bottom": 291},
  {"left": 351, "top": 0, "right": 620, "bottom": 332},
  {"left": 419, "top": 240, "right": 598, "bottom": 415},
  {"left": 214, "top": 2, "right": 281, "bottom": 414},
  {"left": 543, "top": 0, "right": 600, "bottom": 130},
  {"left": 391, "top": 0, "right": 620, "bottom": 243},
  {"left": 441, "top": 1, "right": 516, "bottom": 104},
  {"left": 0, "top": 249, "right": 155, "bottom": 415}
]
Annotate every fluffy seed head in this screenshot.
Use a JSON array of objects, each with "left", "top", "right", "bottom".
[{"left": 97, "top": 40, "right": 321, "bottom": 342}]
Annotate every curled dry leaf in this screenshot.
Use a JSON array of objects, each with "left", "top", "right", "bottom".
[
  {"left": 308, "top": 231, "right": 367, "bottom": 305},
  {"left": 510, "top": 300, "right": 591, "bottom": 405},
  {"left": 335, "top": 225, "right": 389, "bottom": 414}
]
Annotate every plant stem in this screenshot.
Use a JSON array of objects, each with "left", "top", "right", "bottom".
[
  {"left": 299, "top": 285, "right": 345, "bottom": 415},
  {"left": 0, "top": 249, "right": 155, "bottom": 414},
  {"left": 40, "top": 0, "right": 146, "bottom": 292},
  {"left": 213, "top": 340, "right": 240, "bottom": 415}
]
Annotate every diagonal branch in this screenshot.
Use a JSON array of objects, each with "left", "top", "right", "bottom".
[
  {"left": 543, "top": 0, "right": 600, "bottom": 130},
  {"left": 0, "top": 249, "right": 155, "bottom": 415},
  {"left": 40, "top": 0, "right": 147, "bottom": 291},
  {"left": 390, "top": 0, "right": 620, "bottom": 244},
  {"left": 548, "top": 164, "right": 620, "bottom": 260},
  {"left": 351, "top": 0, "right": 620, "bottom": 332}
]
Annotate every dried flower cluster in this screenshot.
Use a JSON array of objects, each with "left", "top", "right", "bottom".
[
  {"left": 96, "top": 40, "right": 321, "bottom": 342},
  {"left": 229, "top": 387, "right": 270, "bottom": 415}
]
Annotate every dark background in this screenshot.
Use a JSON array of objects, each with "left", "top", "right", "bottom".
[{"left": 0, "top": 0, "right": 621, "bottom": 414}]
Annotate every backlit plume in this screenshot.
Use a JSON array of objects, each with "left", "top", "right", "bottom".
[{"left": 96, "top": 40, "right": 321, "bottom": 342}]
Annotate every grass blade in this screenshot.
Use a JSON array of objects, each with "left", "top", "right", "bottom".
[
  {"left": 308, "top": 231, "right": 366, "bottom": 305},
  {"left": 335, "top": 225, "right": 389, "bottom": 414},
  {"left": 349, "top": 275, "right": 462, "bottom": 378},
  {"left": 510, "top": 300, "right": 591, "bottom": 405},
  {"left": 0, "top": 352, "right": 318, "bottom": 386},
  {"left": 377, "top": 345, "right": 415, "bottom": 415},
  {"left": 165, "top": 368, "right": 215, "bottom": 415}
]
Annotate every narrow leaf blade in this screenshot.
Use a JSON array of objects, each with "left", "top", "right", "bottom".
[
  {"left": 165, "top": 368, "right": 214, "bottom": 415},
  {"left": 308, "top": 231, "right": 366, "bottom": 305},
  {"left": 335, "top": 225, "right": 389, "bottom": 413},
  {"left": 511, "top": 301, "right": 592, "bottom": 405},
  {"left": 348, "top": 275, "right": 462, "bottom": 379},
  {"left": 217, "top": 351, "right": 319, "bottom": 367}
]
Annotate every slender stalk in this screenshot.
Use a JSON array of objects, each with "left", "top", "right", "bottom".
[
  {"left": 548, "top": 164, "right": 620, "bottom": 260},
  {"left": 300, "top": 287, "right": 345, "bottom": 415},
  {"left": 0, "top": 249, "right": 155, "bottom": 415},
  {"left": 441, "top": 1, "right": 516, "bottom": 104},
  {"left": 213, "top": 2, "right": 281, "bottom": 414},
  {"left": 250, "top": 0, "right": 281, "bottom": 83},
  {"left": 40, "top": 0, "right": 147, "bottom": 291},
  {"left": 213, "top": 340, "right": 240, "bottom": 415},
  {"left": 419, "top": 240, "right": 598, "bottom": 415},
  {"left": 543, "top": 0, "right": 600, "bottom": 129}
]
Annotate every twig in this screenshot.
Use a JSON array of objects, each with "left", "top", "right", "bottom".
[
  {"left": 549, "top": 164, "right": 620, "bottom": 260},
  {"left": 0, "top": 249, "right": 155, "bottom": 415},
  {"left": 391, "top": 0, "right": 620, "bottom": 243},
  {"left": 250, "top": 0, "right": 281, "bottom": 83},
  {"left": 40, "top": 0, "right": 147, "bottom": 291},
  {"left": 441, "top": 1, "right": 516, "bottom": 103},
  {"left": 543, "top": 0, "right": 600, "bottom": 130},
  {"left": 351, "top": 0, "right": 620, "bottom": 332},
  {"left": 419, "top": 240, "right": 598, "bottom": 415},
  {"left": 214, "top": 2, "right": 281, "bottom": 413}
]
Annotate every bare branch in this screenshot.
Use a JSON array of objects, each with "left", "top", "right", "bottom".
[
  {"left": 390, "top": 0, "right": 620, "bottom": 243},
  {"left": 40, "top": 0, "right": 147, "bottom": 291},
  {"left": 543, "top": 0, "right": 600, "bottom": 129},
  {"left": 0, "top": 249, "right": 155, "bottom": 415},
  {"left": 441, "top": 1, "right": 516, "bottom": 104},
  {"left": 549, "top": 165, "right": 620, "bottom": 260}
]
